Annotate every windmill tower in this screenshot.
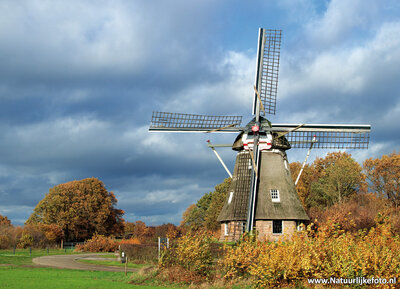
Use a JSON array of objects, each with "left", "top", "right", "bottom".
[{"left": 149, "top": 28, "right": 371, "bottom": 241}]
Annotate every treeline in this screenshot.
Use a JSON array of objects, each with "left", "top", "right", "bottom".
[
  {"left": 181, "top": 151, "right": 400, "bottom": 234},
  {"left": 0, "top": 216, "right": 181, "bottom": 249}
]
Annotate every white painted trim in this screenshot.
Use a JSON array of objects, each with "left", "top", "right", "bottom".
[
  {"left": 224, "top": 223, "right": 229, "bottom": 236},
  {"left": 228, "top": 192, "right": 234, "bottom": 204},
  {"left": 270, "top": 189, "right": 280, "bottom": 202}
]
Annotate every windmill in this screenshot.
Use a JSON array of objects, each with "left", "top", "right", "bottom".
[{"left": 149, "top": 28, "right": 371, "bottom": 241}]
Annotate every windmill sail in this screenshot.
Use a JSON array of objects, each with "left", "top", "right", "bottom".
[
  {"left": 253, "top": 29, "right": 281, "bottom": 116},
  {"left": 149, "top": 111, "right": 242, "bottom": 132},
  {"left": 270, "top": 123, "right": 371, "bottom": 149}
]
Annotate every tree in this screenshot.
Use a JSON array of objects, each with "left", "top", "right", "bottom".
[
  {"left": 26, "top": 178, "right": 124, "bottom": 241},
  {"left": 363, "top": 152, "right": 400, "bottom": 208},
  {"left": 203, "top": 178, "right": 231, "bottom": 231},
  {"left": 0, "top": 215, "right": 12, "bottom": 227},
  {"left": 181, "top": 204, "right": 196, "bottom": 228},
  {"left": 289, "top": 162, "right": 317, "bottom": 208},
  {"left": 124, "top": 221, "right": 136, "bottom": 238},
  {"left": 305, "top": 152, "right": 366, "bottom": 208},
  {"left": 154, "top": 223, "right": 179, "bottom": 239},
  {"left": 184, "top": 192, "right": 213, "bottom": 230}
]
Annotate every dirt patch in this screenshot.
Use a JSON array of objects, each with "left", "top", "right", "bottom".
[{"left": 32, "top": 253, "right": 139, "bottom": 272}]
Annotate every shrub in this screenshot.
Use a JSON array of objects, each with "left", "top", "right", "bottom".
[
  {"left": 18, "top": 232, "right": 34, "bottom": 248},
  {"left": 75, "top": 234, "right": 118, "bottom": 252},
  {"left": 308, "top": 193, "right": 389, "bottom": 233},
  {"left": 219, "top": 220, "right": 400, "bottom": 288},
  {"left": 119, "top": 238, "right": 141, "bottom": 245},
  {"left": 0, "top": 235, "right": 11, "bottom": 249},
  {"left": 0, "top": 224, "right": 14, "bottom": 249},
  {"left": 217, "top": 233, "right": 262, "bottom": 280},
  {"left": 159, "top": 232, "right": 215, "bottom": 280},
  {"left": 120, "top": 243, "right": 158, "bottom": 263}
]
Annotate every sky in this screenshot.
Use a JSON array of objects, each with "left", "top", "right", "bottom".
[{"left": 0, "top": 0, "right": 400, "bottom": 226}]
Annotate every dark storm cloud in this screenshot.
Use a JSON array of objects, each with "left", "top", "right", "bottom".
[{"left": 1, "top": 0, "right": 399, "bottom": 226}]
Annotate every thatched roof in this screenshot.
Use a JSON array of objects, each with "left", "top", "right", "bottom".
[{"left": 217, "top": 149, "right": 309, "bottom": 222}]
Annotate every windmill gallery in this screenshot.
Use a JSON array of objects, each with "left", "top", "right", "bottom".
[{"left": 149, "top": 28, "right": 371, "bottom": 241}]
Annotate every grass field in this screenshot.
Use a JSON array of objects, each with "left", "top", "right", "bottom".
[
  {"left": 0, "top": 248, "right": 82, "bottom": 266},
  {"left": 0, "top": 249, "right": 180, "bottom": 289}
]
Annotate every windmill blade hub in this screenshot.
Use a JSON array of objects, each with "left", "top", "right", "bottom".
[{"left": 251, "top": 125, "right": 260, "bottom": 132}]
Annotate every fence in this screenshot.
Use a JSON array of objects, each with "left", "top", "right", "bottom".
[{"left": 62, "top": 241, "right": 84, "bottom": 250}]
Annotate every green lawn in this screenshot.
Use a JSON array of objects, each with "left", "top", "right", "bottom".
[
  {"left": 0, "top": 266, "right": 180, "bottom": 289},
  {"left": 0, "top": 248, "right": 83, "bottom": 266},
  {"left": 0, "top": 249, "right": 181, "bottom": 289}
]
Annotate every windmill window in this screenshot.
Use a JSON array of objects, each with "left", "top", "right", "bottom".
[
  {"left": 270, "top": 189, "right": 280, "bottom": 202},
  {"left": 273, "top": 220, "right": 283, "bottom": 234},
  {"left": 241, "top": 222, "right": 246, "bottom": 234},
  {"left": 228, "top": 192, "right": 234, "bottom": 204},
  {"left": 224, "top": 223, "right": 229, "bottom": 236}
]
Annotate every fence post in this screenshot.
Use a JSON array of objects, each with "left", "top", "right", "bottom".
[
  {"left": 29, "top": 247, "right": 32, "bottom": 256},
  {"left": 13, "top": 245, "right": 16, "bottom": 255},
  {"left": 158, "top": 237, "right": 160, "bottom": 260}
]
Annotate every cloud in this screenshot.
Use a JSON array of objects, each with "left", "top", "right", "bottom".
[
  {"left": 0, "top": 0, "right": 399, "bottom": 227},
  {"left": 305, "top": 0, "right": 381, "bottom": 47},
  {"left": 278, "top": 20, "right": 400, "bottom": 136}
]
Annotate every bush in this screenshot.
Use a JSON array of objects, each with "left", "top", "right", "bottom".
[
  {"left": 159, "top": 232, "right": 216, "bottom": 280},
  {"left": 119, "top": 238, "right": 141, "bottom": 245},
  {"left": 120, "top": 243, "right": 158, "bottom": 263},
  {"left": 0, "top": 234, "right": 11, "bottom": 249},
  {"left": 219, "top": 220, "right": 400, "bottom": 288},
  {"left": 75, "top": 234, "right": 118, "bottom": 252},
  {"left": 18, "top": 233, "right": 34, "bottom": 248},
  {"left": 0, "top": 224, "right": 14, "bottom": 249},
  {"left": 308, "top": 193, "right": 389, "bottom": 233}
]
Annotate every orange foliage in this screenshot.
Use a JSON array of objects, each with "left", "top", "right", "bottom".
[
  {"left": 309, "top": 193, "right": 390, "bottom": 233},
  {"left": 119, "top": 238, "right": 141, "bottom": 245},
  {"left": 26, "top": 178, "right": 124, "bottom": 241},
  {"left": 159, "top": 232, "right": 216, "bottom": 279},
  {"left": 0, "top": 215, "right": 12, "bottom": 227},
  {"left": 364, "top": 152, "right": 400, "bottom": 208},
  {"left": 219, "top": 220, "right": 400, "bottom": 288},
  {"left": 75, "top": 234, "right": 118, "bottom": 252}
]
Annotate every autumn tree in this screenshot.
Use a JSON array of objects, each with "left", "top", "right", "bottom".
[
  {"left": 154, "top": 223, "right": 179, "bottom": 239},
  {"left": 124, "top": 221, "right": 136, "bottom": 238},
  {"left": 289, "top": 162, "right": 317, "bottom": 208},
  {"left": 180, "top": 204, "right": 196, "bottom": 228},
  {"left": 363, "top": 152, "right": 400, "bottom": 208},
  {"left": 0, "top": 214, "right": 13, "bottom": 249},
  {"left": 203, "top": 178, "right": 231, "bottom": 231},
  {"left": 26, "top": 178, "right": 124, "bottom": 241},
  {"left": 306, "top": 152, "right": 366, "bottom": 208},
  {"left": 0, "top": 215, "right": 12, "bottom": 227}
]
